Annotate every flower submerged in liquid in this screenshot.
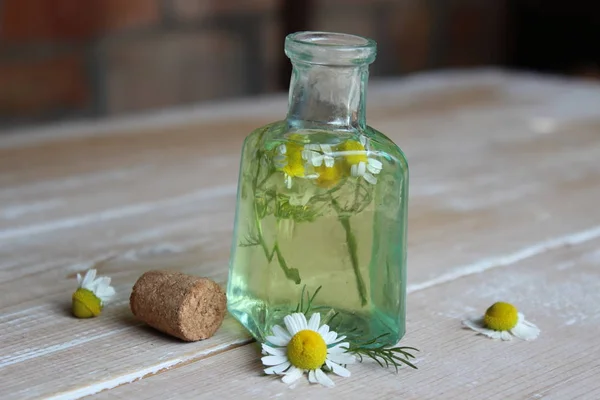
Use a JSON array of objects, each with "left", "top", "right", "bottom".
[
  {"left": 274, "top": 135, "right": 382, "bottom": 189},
  {"left": 340, "top": 137, "right": 382, "bottom": 185}
]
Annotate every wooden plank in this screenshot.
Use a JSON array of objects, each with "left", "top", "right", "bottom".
[
  {"left": 2, "top": 311, "right": 250, "bottom": 399},
  {"left": 0, "top": 109, "right": 598, "bottom": 308},
  {"left": 0, "top": 70, "right": 518, "bottom": 149},
  {"left": 91, "top": 236, "right": 600, "bottom": 399},
  {"left": 1, "top": 72, "right": 600, "bottom": 398},
  {"left": 1, "top": 74, "right": 599, "bottom": 293}
]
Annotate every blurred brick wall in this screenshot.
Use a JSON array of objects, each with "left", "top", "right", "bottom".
[
  {"left": 0, "top": 0, "right": 281, "bottom": 126},
  {"left": 309, "top": 0, "right": 507, "bottom": 76},
  {"left": 0, "top": 0, "right": 505, "bottom": 127}
]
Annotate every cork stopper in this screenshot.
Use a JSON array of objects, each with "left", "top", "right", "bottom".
[{"left": 130, "top": 270, "right": 227, "bottom": 341}]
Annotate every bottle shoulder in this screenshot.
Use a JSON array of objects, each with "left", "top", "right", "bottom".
[
  {"left": 364, "top": 125, "right": 408, "bottom": 172},
  {"left": 242, "top": 121, "right": 408, "bottom": 174},
  {"left": 243, "top": 120, "right": 287, "bottom": 150}
]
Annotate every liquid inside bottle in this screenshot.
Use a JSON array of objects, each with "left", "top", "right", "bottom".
[{"left": 227, "top": 32, "right": 408, "bottom": 347}]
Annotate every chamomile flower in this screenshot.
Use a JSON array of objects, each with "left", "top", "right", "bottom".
[
  {"left": 303, "top": 144, "right": 335, "bottom": 168},
  {"left": 314, "top": 163, "right": 344, "bottom": 188},
  {"left": 274, "top": 143, "right": 305, "bottom": 189},
  {"left": 72, "top": 269, "right": 116, "bottom": 318},
  {"left": 261, "top": 312, "right": 356, "bottom": 387},
  {"left": 302, "top": 144, "right": 343, "bottom": 188},
  {"left": 340, "top": 136, "right": 382, "bottom": 185},
  {"left": 462, "top": 302, "right": 540, "bottom": 341},
  {"left": 274, "top": 137, "right": 322, "bottom": 189}
]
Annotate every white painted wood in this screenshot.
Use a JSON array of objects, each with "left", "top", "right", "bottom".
[
  {"left": 1, "top": 70, "right": 599, "bottom": 399},
  {"left": 92, "top": 237, "right": 600, "bottom": 399}
]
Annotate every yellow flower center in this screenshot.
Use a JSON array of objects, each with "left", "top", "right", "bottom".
[
  {"left": 281, "top": 142, "right": 306, "bottom": 178},
  {"left": 72, "top": 288, "right": 103, "bottom": 318},
  {"left": 315, "top": 164, "right": 343, "bottom": 188},
  {"left": 484, "top": 302, "right": 518, "bottom": 331},
  {"left": 287, "top": 329, "right": 327, "bottom": 370},
  {"left": 340, "top": 140, "right": 368, "bottom": 165}
]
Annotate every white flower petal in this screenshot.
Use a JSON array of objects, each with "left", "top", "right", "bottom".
[
  {"left": 262, "top": 355, "right": 287, "bottom": 366},
  {"left": 500, "top": 331, "right": 513, "bottom": 341},
  {"left": 272, "top": 324, "right": 292, "bottom": 341},
  {"left": 367, "top": 158, "right": 382, "bottom": 169},
  {"left": 366, "top": 164, "right": 380, "bottom": 175},
  {"left": 357, "top": 161, "right": 366, "bottom": 176},
  {"left": 330, "top": 335, "right": 347, "bottom": 344},
  {"left": 350, "top": 164, "right": 359, "bottom": 177},
  {"left": 294, "top": 313, "right": 308, "bottom": 331},
  {"left": 94, "top": 277, "right": 111, "bottom": 291},
  {"left": 282, "top": 367, "right": 304, "bottom": 385},
  {"left": 265, "top": 361, "right": 291, "bottom": 375},
  {"left": 324, "top": 156, "right": 334, "bottom": 168},
  {"left": 81, "top": 269, "right": 97, "bottom": 289},
  {"left": 462, "top": 318, "right": 507, "bottom": 339},
  {"left": 284, "top": 314, "right": 298, "bottom": 336},
  {"left": 462, "top": 317, "right": 484, "bottom": 331},
  {"left": 363, "top": 172, "right": 377, "bottom": 185},
  {"left": 311, "top": 154, "right": 324, "bottom": 167},
  {"left": 323, "top": 331, "right": 338, "bottom": 345},
  {"left": 511, "top": 314, "right": 540, "bottom": 341},
  {"left": 94, "top": 285, "right": 112, "bottom": 298},
  {"left": 266, "top": 336, "right": 289, "bottom": 347},
  {"left": 278, "top": 144, "right": 287, "bottom": 154},
  {"left": 307, "top": 313, "right": 321, "bottom": 331},
  {"left": 262, "top": 344, "right": 286, "bottom": 356},
  {"left": 366, "top": 158, "right": 382, "bottom": 174},
  {"left": 77, "top": 269, "right": 115, "bottom": 304},
  {"left": 359, "top": 136, "right": 367, "bottom": 146},
  {"left": 520, "top": 315, "right": 541, "bottom": 331},
  {"left": 318, "top": 324, "right": 330, "bottom": 336},
  {"left": 284, "top": 313, "right": 307, "bottom": 336},
  {"left": 320, "top": 144, "right": 333, "bottom": 154},
  {"left": 96, "top": 287, "right": 116, "bottom": 303},
  {"left": 326, "top": 359, "right": 351, "bottom": 377},
  {"left": 328, "top": 342, "right": 350, "bottom": 354},
  {"left": 462, "top": 317, "right": 484, "bottom": 329},
  {"left": 285, "top": 175, "right": 293, "bottom": 189},
  {"left": 327, "top": 353, "right": 356, "bottom": 365},
  {"left": 308, "top": 369, "right": 318, "bottom": 384},
  {"left": 315, "top": 368, "right": 335, "bottom": 388},
  {"left": 490, "top": 330, "right": 506, "bottom": 340}
]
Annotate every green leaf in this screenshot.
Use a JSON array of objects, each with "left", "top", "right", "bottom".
[
  {"left": 294, "top": 285, "right": 323, "bottom": 315},
  {"left": 347, "top": 337, "right": 420, "bottom": 372}
]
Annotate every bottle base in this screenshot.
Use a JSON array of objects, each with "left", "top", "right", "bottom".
[{"left": 228, "top": 298, "right": 404, "bottom": 348}]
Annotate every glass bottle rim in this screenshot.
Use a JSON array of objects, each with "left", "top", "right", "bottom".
[{"left": 285, "top": 31, "right": 377, "bottom": 66}]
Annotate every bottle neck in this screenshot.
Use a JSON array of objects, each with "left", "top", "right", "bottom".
[{"left": 286, "top": 62, "right": 369, "bottom": 131}]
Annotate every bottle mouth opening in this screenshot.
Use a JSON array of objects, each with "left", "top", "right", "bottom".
[{"left": 285, "top": 31, "right": 377, "bottom": 66}]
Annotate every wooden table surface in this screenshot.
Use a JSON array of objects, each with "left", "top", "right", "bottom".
[{"left": 2, "top": 70, "right": 600, "bottom": 399}]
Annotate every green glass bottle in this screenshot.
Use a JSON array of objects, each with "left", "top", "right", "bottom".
[{"left": 227, "top": 32, "right": 408, "bottom": 347}]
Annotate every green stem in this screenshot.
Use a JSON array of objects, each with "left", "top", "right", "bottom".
[
  {"left": 340, "top": 216, "right": 368, "bottom": 306},
  {"left": 252, "top": 161, "right": 301, "bottom": 284},
  {"left": 254, "top": 203, "right": 271, "bottom": 259},
  {"left": 331, "top": 198, "right": 368, "bottom": 306},
  {"left": 274, "top": 243, "right": 301, "bottom": 284}
]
